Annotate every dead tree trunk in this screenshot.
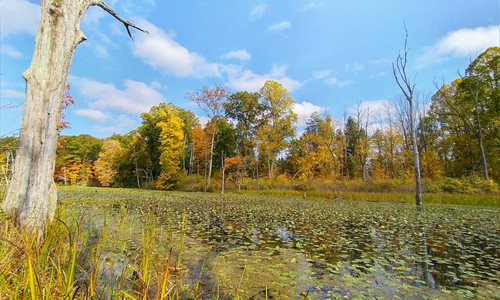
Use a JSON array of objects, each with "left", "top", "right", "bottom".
[
  {"left": 208, "top": 130, "right": 216, "bottom": 187},
  {"left": 2, "top": 0, "right": 146, "bottom": 235},
  {"left": 392, "top": 27, "right": 422, "bottom": 207},
  {"left": 221, "top": 150, "right": 225, "bottom": 195}
]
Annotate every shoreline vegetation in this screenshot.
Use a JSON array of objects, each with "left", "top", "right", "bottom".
[{"left": 62, "top": 177, "right": 500, "bottom": 207}]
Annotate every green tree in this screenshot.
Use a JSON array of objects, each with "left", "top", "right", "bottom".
[
  {"left": 213, "top": 119, "right": 237, "bottom": 172},
  {"left": 343, "top": 117, "right": 361, "bottom": 179},
  {"left": 138, "top": 104, "right": 166, "bottom": 181},
  {"left": 225, "top": 91, "right": 263, "bottom": 158},
  {"left": 431, "top": 47, "right": 499, "bottom": 180}
]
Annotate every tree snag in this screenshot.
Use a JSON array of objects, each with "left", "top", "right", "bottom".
[
  {"left": 1, "top": 0, "right": 146, "bottom": 235},
  {"left": 392, "top": 26, "right": 422, "bottom": 207}
]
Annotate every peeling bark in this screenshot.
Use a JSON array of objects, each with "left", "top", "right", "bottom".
[{"left": 2, "top": 0, "right": 146, "bottom": 235}]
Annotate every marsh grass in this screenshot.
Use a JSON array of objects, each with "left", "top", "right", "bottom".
[
  {"left": 0, "top": 206, "right": 198, "bottom": 299},
  {"left": 234, "top": 189, "right": 499, "bottom": 207}
]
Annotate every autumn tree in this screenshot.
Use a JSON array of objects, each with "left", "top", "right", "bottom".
[
  {"left": 224, "top": 156, "right": 246, "bottom": 191},
  {"left": 156, "top": 106, "right": 185, "bottom": 190},
  {"left": 190, "top": 125, "right": 211, "bottom": 180},
  {"left": 55, "top": 135, "right": 102, "bottom": 185},
  {"left": 0, "top": 137, "right": 18, "bottom": 185},
  {"left": 93, "top": 139, "right": 125, "bottom": 187},
  {"left": 417, "top": 110, "right": 444, "bottom": 179},
  {"left": 257, "top": 80, "right": 298, "bottom": 178},
  {"left": 288, "top": 113, "right": 339, "bottom": 179},
  {"left": 2, "top": 0, "right": 146, "bottom": 234},
  {"left": 187, "top": 85, "right": 229, "bottom": 188}
]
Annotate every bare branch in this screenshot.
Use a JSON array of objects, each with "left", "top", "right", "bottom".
[
  {"left": 94, "top": 1, "right": 148, "bottom": 39},
  {"left": 0, "top": 103, "right": 18, "bottom": 109}
]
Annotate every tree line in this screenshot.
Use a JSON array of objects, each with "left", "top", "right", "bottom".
[{"left": 1, "top": 47, "right": 498, "bottom": 193}]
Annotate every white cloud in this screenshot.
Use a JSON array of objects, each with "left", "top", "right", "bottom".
[
  {"left": 0, "top": 89, "right": 24, "bottom": 100},
  {"left": 359, "top": 99, "right": 390, "bottom": 116},
  {"left": 268, "top": 21, "right": 292, "bottom": 33},
  {"left": 293, "top": 101, "right": 325, "bottom": 127},
  {"left": 345, "top": 62, "right": 364, "bottom": 72},
  {"left": 74, "top": 109, "right": 109, "bottom": 122},
  {"left": 129, "top": 20, "right": 302, "bottom": 94},
  {"left": 313, "top": 70, "right": 332, "bottom": 79},
  {"left": 369, "top": 71, "right": 387, "bottom": 79},
  {"left": 94, "top": 115, "right": 138, "bottom": 135},
  {"left": 370, "top": 58, "right": 391, "bottom": 65},
  {"left": 79, "top": 6, "right": 121, "bottom": 58},
  {"left": 70, "top": 76, "right": 164, "bottom": 115},
  {"left": 0, "top": 0, "right": 40, "bottom": 36},
  {"left": 220, "top": 49, "right": 252, "bottom": 61},
  {"left": 82, "top": 32, "right": 116, "bottom": 58},
  {"left": 251, "top": 4, "right": 268, "bottom": 20},
  {"left": 303, "top": 2, "right": 322, "bottom": 11},
  {"left": 324, "top": 77, "right": 353, "bottom": 87},
  {"left": 149, "top": 81, "right": 165, "bottom": 90},
  {"left": 227, "top": 65, "right": 302, "bottom": 92},
  {"left": 418, "top": 25, "right": 500, "bottom": 67},
  {"left": 0, "top": 44, "right": 23, "bottom": 59},
  {"left": 346, "top": 100, "right": 394, "bottom": 135},
  {"left": 349, "top": 100, "right": 392, "bottom": 121},
  {"left": 132, "top": 20, "right": 220, "bottom": 78}
]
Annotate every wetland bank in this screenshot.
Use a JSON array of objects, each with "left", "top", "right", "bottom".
[{"left": 3, "top": 187, "right": 495, "bottom": 299}]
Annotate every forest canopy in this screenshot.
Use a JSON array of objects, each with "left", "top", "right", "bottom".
[{"left": 1, "top": 47, "right": 498, "bottom": 193}]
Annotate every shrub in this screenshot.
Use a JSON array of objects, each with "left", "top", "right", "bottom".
[
  {"left": 441, "top": 178, "right": 470, "bottom": 194},
  {"left": 467, "top": 175, "right": 499, "bottom": 193},
  {"left": 180, "top": 174, "right": 206, "bottom": 192}
]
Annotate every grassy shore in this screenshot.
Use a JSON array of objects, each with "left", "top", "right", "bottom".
[{"left": 230, "top": 189, "right": 499, "bottom": 207}]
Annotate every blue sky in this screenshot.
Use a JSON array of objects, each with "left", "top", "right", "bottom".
[{"left": 1, "top": 0, "right": 499, "bottom": 138}]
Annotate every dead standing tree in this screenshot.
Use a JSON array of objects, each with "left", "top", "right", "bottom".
[
  {"left": 2, "top": 0, "right": 146, "bottom": 235},
  {"left": 392, "top": 27, "right": 422, "bottom": 207}
]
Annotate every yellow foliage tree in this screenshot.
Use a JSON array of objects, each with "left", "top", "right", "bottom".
[
  {"left": 156, "top": 106, "right": 185, "bottom": 189},
  {"left": 66, "top": 162, "right": 82, "bottom": 186},
  {"left": 93, "top": 140, "right": 125, "bottom": 187}
]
